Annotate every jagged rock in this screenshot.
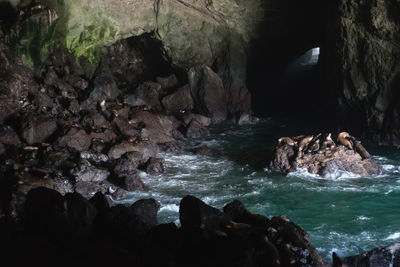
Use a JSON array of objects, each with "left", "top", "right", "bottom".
[
  {"left": 336, "top": 243, "right": 400, "bottom": 267},
  {"left": 161, "top": 85, "right": 194, "bottom": 113},
  {"left": 188, "top": 66, "right": 228, "bottom": 123},
  {"left": 71, "top": 163, "right": 110, "bottom": 183},
  {"left": 235, "top": 112, "right": 258, "bottom": 125},
  {"left": 21, "top": 116, "right": 57, "bottom": 145},
  {"left": 0, "top": 125, "right": 20, "bottom": 145},
  {"left": 185, "top": 119, "right": 210, "bottom": 139},
  {"left": 61, "top": 128, "right": 92, "bottom": 152},
  {"left": 145, "top": 157, "right": 166, "bottom": 175},
  {"left": 41, "top": 146, "right": 72, "bottom": 170}
]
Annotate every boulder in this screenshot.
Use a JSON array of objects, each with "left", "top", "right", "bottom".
[
  {"left": 145, "top": 157, "right": 166, "bottom": 175},
  {"left": 71, "top": 163, "right": 110, "bottom": 183},
  {"left": 161, "top": 85, "right": 194, "bottom": 113},
  {"left": 90, "top": 66, "right": 121, "bottom": 102},
  {"left": 0, "top": 125, "right": 20, "bottom": 145},
  {"left": 60, "top": 128, "right": 92, "bottom": 152},
  {"left": 188, "top": 66, "right": 228, "bottom": 123},
  {"left": 21, "top": 116, "right": 57, "bottom": 145},
  {"left": 159, "top": 141, "right": 185, "bottom": 153},
  {"left": 130, "top": 111, "right": 174, "bottom": 144},
  {"left": 115, "top": 170, "right": 146, "bottom": 191}
]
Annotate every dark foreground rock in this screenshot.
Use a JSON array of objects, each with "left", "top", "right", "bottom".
[
  {"left": 1, "top": 188, "right": 329, "bottom": 267},
  {"left": 333, "top": 243, "right": 400, "bottom": 267},
  {"left": 270, "top": 133, "right": 381, "bottom": 177}
]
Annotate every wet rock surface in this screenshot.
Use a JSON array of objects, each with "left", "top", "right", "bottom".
[
  {"left": 270, "top": 133, "right": 382, "bottom": 177},
  {"left": 333, "top": 243, "right": 400, "bottom": 267},
  {"left": 1, "top": 188, "right": 329, "bottom": 267}
]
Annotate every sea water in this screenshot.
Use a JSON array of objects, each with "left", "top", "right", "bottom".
[{"left": 116, "top": 118, "right": 400, "bottom": 262}]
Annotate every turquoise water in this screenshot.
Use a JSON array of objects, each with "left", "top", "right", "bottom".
[{"left": 117, "top": 119, "right": 400, "bottom": 262}]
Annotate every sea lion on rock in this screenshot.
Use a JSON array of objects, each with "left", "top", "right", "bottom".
[
  {"left": 337, "top": 132, "right": 353, "bottom": 150},
  {"left": 348, "top": 136, "right": 371, "bottom": 159},
  {"left": 278, "top": 137, "right": 296, "bottom": 146},
  {"left": 309, "top": 139, "right": 320, "bottom": 153},
  {"left": 297, "top": 135, "right": 313, "bottom": 158},
  {"left": 321, "top": 133, "right": 336, "bottom": 151}
]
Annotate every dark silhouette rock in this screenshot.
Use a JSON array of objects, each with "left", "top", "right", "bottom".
[
  {"left": 336, "top": 243, "right": 400, "bottom": 267},
  {"left": 74, "top": 181, "right": 107, "bottom": 199},
  {"left": 89, "top": 192, "right": 110, "bottom": 211},
  {"left": 179, "top": 195, "right": 227, "bottom": 230},
  {"left": 130, "top": 198, "right": 160, "bottom": 229}
]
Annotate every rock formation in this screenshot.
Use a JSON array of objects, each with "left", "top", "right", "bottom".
[{"left": 270, "top": 133, "right": 382, "bottom": 177}]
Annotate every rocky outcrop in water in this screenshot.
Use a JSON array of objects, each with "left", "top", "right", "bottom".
[
  {"left": 333, "top": 243, "right": 400, "bottom": 267},
  {"left": 270, "top": 133, "right": 381, "bottom": 177},
  {"left": 0, "top": 188, "right": 328, "bottom": 267}
]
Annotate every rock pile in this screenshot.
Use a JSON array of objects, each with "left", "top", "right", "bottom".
[
  {"left": 0, "top": 187, "right": 329, "bottom": 267},
  {"left": 0, "top": 33, "right": 255, "bottom": 220},
  {"left": 270, "top": 132, "right": 382, "bottom": 177}
]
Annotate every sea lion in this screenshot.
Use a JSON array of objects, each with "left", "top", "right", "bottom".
[
  {"left": 348, "top": 135, "right": 371, "bottom": 159},
  {"left": 278, "top": 137, "right": 296, "bottom": 146},
  {"left": 308, "top": 139, "right": 320, "bottom": 153},
  {"left": 337, "top": 132, "right": 353, "bottom": 150},
  {"left": 321, "top": 133, "right": 336, "bottom": 150},
  {"left": 297, "top": 135, "right": 313, "bottom": 158}
]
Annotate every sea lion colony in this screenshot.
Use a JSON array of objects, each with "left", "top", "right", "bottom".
[{"left": 277, "top": 132, "right": 371, "bottom": 160}]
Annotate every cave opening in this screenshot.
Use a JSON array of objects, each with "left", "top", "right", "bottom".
[{"left": 246, "top": 0, "right": 333, "bottom": 131}]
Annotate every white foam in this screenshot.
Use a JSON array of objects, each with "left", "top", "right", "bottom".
[
  {"left": 385, "top": 232, "right": 400, "bottom": 240},
  {"left": 357, "top": 216, "right": 371, "bottom": 221},
  {"left": 159, "top": 204, "right": 179, "bottom": 213}
]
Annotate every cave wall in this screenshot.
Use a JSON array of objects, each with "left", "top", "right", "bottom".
[
  {"left": 18, "top": 0, "right": 264, "bottom": 114},
  {"left": 326, "top": 0, "right": 400, "bottom": 144}
]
